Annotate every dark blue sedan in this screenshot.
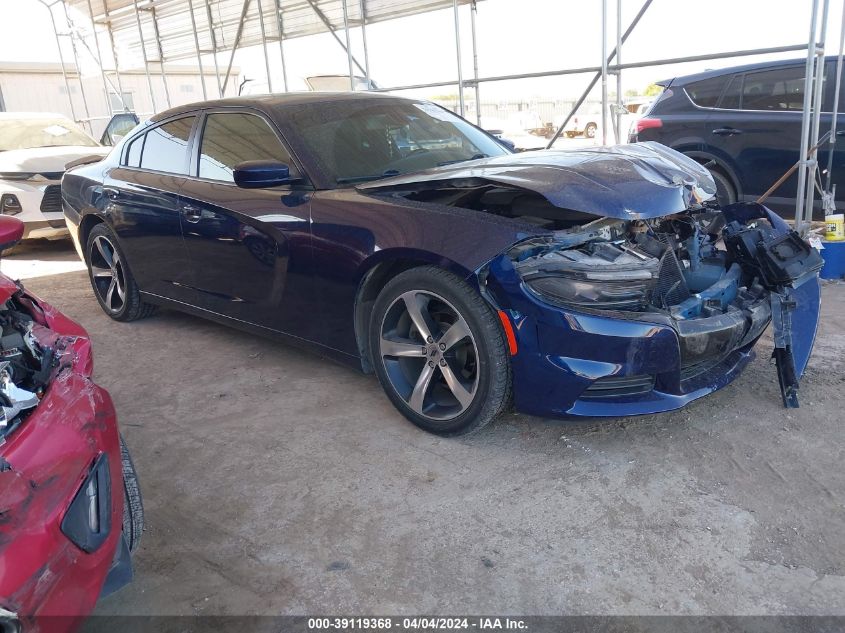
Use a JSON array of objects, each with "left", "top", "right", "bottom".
[{"left": 62, "top": 93, "right": 822, "bottom": 435}]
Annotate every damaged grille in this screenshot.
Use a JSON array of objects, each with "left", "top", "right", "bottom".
[{"left": 651, "top": 248, "right": 690, "bottom": 308}]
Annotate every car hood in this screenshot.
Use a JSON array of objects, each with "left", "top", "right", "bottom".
[
  {"left": 0, "top": 146, "right": 108, "bottom": 175},
  {"left": 359, "top": 141, "right": 717, "bottom": 220}
]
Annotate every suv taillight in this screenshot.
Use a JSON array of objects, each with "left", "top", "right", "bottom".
[{"left": 635, "top": 118, "right": 662, "bottom": 134}]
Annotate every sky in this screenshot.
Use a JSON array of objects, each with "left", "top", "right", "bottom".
[{"left": 0, "top": 0, "right": 842, "bottom": 102}]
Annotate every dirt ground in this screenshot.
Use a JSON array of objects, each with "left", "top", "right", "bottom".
[{"left": 4, "top": 240, "right": 845, "bottom": 616}]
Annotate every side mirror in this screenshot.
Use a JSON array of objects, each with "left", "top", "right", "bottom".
[
  {"left": 0, "top": 216, "right": 24, "bottom": 253},
  {"left": 498, "top": 137, "right": 517, "bottom": 152},
  {"left": 233, "top": 160, "right": 294, "bottom": 189}
]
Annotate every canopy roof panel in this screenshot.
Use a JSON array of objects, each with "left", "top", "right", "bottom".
[{"left": 66, "top": 0, "right": 476, "bottom": 65}]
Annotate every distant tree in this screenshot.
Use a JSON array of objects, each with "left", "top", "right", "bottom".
[
  {"left": 644, "top": 83, "right": 663, "bottom": 96},
  {"left": 625, "top": 88, "right": 639, "bottom": 97}
]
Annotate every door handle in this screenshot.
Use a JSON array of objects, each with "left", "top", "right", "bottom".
[
  {"left": 182, "top": 205, "right": 202, "bottom": 223},
  {"left": 712, "top": 127, "right": 743, "bottom": 136},
  {"left": 102, "top": 186, "right": 120, "bottom": 200},
  {"left": 836, "top": 130, "right": 845, "bottom": 136}
]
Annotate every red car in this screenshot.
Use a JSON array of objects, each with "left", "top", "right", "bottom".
[{"left": 0, "top": 216, "right": 142, "bottom": 633}]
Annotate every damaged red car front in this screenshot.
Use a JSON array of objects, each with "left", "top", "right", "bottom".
[{"left": 0, "top": 217, "right": 142, "bottom": 633}]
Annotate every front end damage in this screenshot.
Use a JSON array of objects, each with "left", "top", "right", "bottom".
[
  {"left": 0, "top": 279, "right": 127, "bottom": 632},
  {"left": 361, "top": 142, "right": 823, "bottom": 416},
  {"left": 496, "top": 202, "right": 822, "bottom": 412}
]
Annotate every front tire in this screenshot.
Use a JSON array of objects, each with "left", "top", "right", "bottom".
[
  {"left": 369, "top": 266, "right": 511, "bottom": 436},
  {"left": 583, "top": 122, "right": 597, "bottom": 139},
  {"left": 120, "top": 434, "right": 144, "bottom": 553},
  {"left": 85, "top": 223, "right": 156, "bottom": 322}
]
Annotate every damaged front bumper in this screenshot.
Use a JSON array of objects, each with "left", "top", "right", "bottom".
[
  {"left": 481, "top": 202, "right": 822, "bottom": 418},
  {"left": 485, "top": 254, "right": 766, "bottom": 417}
]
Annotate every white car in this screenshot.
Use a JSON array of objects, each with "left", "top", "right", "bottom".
[{"left": 0, "top": 113, "right": 108, "bottom": 240}]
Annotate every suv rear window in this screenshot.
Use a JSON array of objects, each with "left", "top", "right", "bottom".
[{"left": 685, "top": 77, "right": 726, "bottom": 107}]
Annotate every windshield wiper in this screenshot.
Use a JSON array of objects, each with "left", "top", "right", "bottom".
[
  {"left": 337, "top": 169, "right": 401, "bottom": 184},
  {"left": 437, "top": 153, "right": 488, "bottom": 167}
]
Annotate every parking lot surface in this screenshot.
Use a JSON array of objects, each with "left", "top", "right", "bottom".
[{"left": 4, "top": 240, "right": 844, "bottom": 616}]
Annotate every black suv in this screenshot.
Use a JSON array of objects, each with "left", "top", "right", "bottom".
[{"left": 631, "top": 58, "right": 844, "bottom": 217}]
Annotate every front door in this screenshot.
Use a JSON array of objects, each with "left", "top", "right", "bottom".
[{"left": 178, "top": 110, "right": 316, "bottom": 339}]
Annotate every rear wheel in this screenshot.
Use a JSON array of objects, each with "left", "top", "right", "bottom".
[
  {"left": 120, "top": 434, "right": 144, "bottom": 553},
  {"left": 369, "top": 266, "right": 511, "bottom": 436},
  {"left": 85, "top": 223, "right": 155, "bottom": 321},
  {"left": 708, "top": 168, "right": 737, "bottom": 207},
  {"left": 583, "top": 122, "right": 597, "bottom": 138}
]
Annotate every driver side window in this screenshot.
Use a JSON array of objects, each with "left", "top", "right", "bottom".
[{"left": 198, "top": 112, "right": 297, "bottom": 183}]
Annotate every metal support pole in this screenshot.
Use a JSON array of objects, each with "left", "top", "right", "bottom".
[
  {"left": 825, "top": 0, "right": 845, "bottom": 193},
  {"left": 274, "top": 0, "right": 289, "bottom": 91},
  {"left": 546, "top": 0, "right": 653, "bottom": 148},
  {"left": 304, "top": 0, "right": 367, "bottom": 75},
  {"left": 803, "top": 0, "right": 830, "bottom": 224},
  {"left": 615, "top": 0, "right": 623, "bottom": 143},
  {"left": 256, "top": 0, "right": 274, "bottom": 92},
  {"left": 601, "top": 0, "right": 608, "bottom": 145},
  {"left": 469, "top": 0, "right": 481, "bottom": 124},
  {"left": 85, "top": 0, "right": 112, "bottom": 115},
  {"left": 148, "top": 6, "right": 171, "bottom": 108},
  {"left": 222, "top": 0, "right": 253, "bottom": 94},
  {"left": 453, "top": 0, "right": 465, "bottom": 116},
  {"left": 341, "top": 0, "right": 355, "bottom": 90},
  {"left": 796, "top": 0, "right": 821, "bottom": 225},
  {"left": 359, "top": 0, "right": 371, "bottom": 88},
  {"left": 204, "top": 0, "right": 224, "bottom": 97},
  {"left": 187, "top": 0, "right": 208, "bottom": 100},
  {"left": 105, "top": 16, "right": 126, "bottom": 108},
  {"left": 45, "top": 2, "right": 78, "bottom": 121},
  {"left": 132, "top": 0, "right": 157, "bottom": 112},
  {"left": 61, "top": 1, "right": 91, "bottom": 127}
]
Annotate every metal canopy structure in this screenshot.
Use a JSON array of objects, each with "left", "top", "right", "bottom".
[{"left": 36, "top": 0, "right": 839, "bottom": 222}]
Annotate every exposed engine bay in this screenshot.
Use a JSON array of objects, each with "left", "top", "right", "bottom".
[{"left": 0, "top": 299, "right": 54, "bottom": 437}]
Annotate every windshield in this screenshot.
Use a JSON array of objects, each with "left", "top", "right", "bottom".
[
  {"left": 283, "top": 99, "right": 510, "bottom": 185},
  {"left": 0, "top": 117, "right": 99, "bottom": 152}
]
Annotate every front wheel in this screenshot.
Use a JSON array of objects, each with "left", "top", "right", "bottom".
[
  {"left": 583, "top": 123, "right": 597, "bottom": 138},
  {"left": 369, "top": 267, "right": 511, "bottom": 436}
]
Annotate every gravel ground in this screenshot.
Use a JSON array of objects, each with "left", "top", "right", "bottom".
[{"left": 4, "top": 241, "right": 844, "bottom": 617}]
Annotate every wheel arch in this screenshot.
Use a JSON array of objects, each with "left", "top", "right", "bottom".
[
  {"left": 353, "top": 249, "right": 472, "bottom": 373},
  {"left": 79, "top": 212, "right": 108, "bottom": 253}
]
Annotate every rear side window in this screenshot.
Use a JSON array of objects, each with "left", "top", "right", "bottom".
[
  {"left": 742, "top": 66, "right": 806, "bottom": 111},
  {"left": 139, "top": 116, "right": 196, "bottom": 174},
  {"left": 198, "top": 112, "right": 297, "bottom": 183},
  {"left": 685, "top": 76, "right": 726, "bottom": 107}
]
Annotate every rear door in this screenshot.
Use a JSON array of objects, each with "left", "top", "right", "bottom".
[
  {"left": 177, "top": 109, "right": 316, "bottom": 337},
  {"left": 103, "top": 115, "right": 196, "bottom": 301},
  {"left": 704, "top": 64, "right": 814, "bottom": 211}
]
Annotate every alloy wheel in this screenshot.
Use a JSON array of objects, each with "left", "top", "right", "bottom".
[
  {"left": 89, "top": 235, "right": 127, "bottom": 314},
  {"left": 379, "top": 290, "right": 479, "bottom": 421}
]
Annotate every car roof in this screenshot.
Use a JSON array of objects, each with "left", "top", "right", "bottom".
[
  {"left": 149, "top": 91, "right": 409, "bottom": 122},
  {"left": 656, "top": 56, "right": 832, "bottom": 87}
]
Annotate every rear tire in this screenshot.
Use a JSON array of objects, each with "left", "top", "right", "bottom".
[
  {"left": 708, "top": 168, "right": 737, "bottom": 206},
  {"left": 85, "top": 223, "right": 156, "bottom": 322},
  {"left": 369, "top": 266, "right": 511, "bottom": 436},
  {"left": 583, "top": 123, "right": 597, "bottom": 138},
  {"left": 120, "top": 434, "right": 144, "bottom": 553}
]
